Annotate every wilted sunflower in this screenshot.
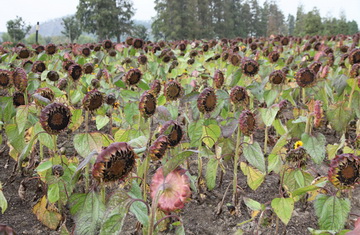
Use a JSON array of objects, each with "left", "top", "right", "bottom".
[
  {"left": 12, "top": 67, "right": 28, "bottom": 92},
  {"left": 68, "top": 64, "right": 83, "bottom": 81},
  {"left": 45, "top": 43, "right": 57, "bottom": 55},
  {"left": 230, "top": 86, "right": 249, "bottom": 106},
  {"left": 47, "top": 71, "right": 59, "bottom": 82},
  {"left": 286, "top": 146, "right": 308, "bottom": 167},
  {"left": 124, "top": 68, "right": 142, "bottom": 86},
  {"left": 81, "top": 47, "right": 91, "bottom": 57},
  {"left": 238, "top": 110, "right": 256, "bottom": 136},
  {"left": 40, "top": 102, "right": 71, "bottom": 135},
  {"left": 213, "top": 69, "right": 224, "bottom": 89},
  {"left": 139, "top": 91, "right": 157, "bottom": 118},
  {"left": 105, "top": 93, "right": 116, "bottom": 106},
  {"left": 62, "top": 59, "right": 75, "bottom": 72},
  {"left": 295, "top": 67, "right": 317, "bottom": 88},
  {"left": 83, "top": 89, "right": 104, "bottom": 111},
  {"left": 31, "top": 61, "right": 46, "bottom": 73},
  {"left": 0, "top": 69, "right": 12, "bottom": 88},
  {"left": 150, "top": 167, "right": 191, "bottom": 212},
  {"left": 269, "top": 70, "right": 286, "bottom": 85},
  {"left": 190, "top": 50, "right": 198, "bottom": 58},
  {"left": 34, "top": 45, "right": 45, "bottom": 54},
  {"left": 164, "top": 80, "right": 183, "bottom": 101},
  {"left": 159, "top": 120, "right": 183, "bottom": 147},
  {"left": 57, "top": 78, "right": 68, "bottom": 91},
  {"left": 350, "top": 63, "right": 360, "bottom": 78},
  {"left": 92, "top": 142, "right": 137, "bottom": 182},
  {"left": 102, "top": 39, "right": 113, "bottom": 50},
  {"left": 34, "top": 87, "right": 55, "bottom": 106},
  {"left": 83, "top": 63, "right": 94, "bottom": 74},
  {"left": 17, "top": 47, "right": 31, "bottom": 59},
  {"left": 349, "top": 48, "right": 360, "bottom": 65},
  {"left": 13, "top": 91, "right": 25, "bottom": 107},
  {"left": 197, "top": 88, "right": 217, "bottom": 114},
  {"left": 21, "top": 59, "right": 33, "bottom": 68},
  {"left": 137, "top": 54, "right": 148, "bottom": 65},
  {"left": 221, "top": 51, "right": 229, "bottom": 61},
  {"left": 281, "top": 37, "right": 289, "bottom": 46},
  {"left": 309, "top": 61, "right": 322, "bottom": 74},
  {"left": 328, "top": 153, "right": 360, "bottom": 190},
  {"left": 268, "top": 51, "right": 280, "bottom": 63},
  {"left": 125, "top": 37, "right": 133, "bottom": 46},
  {"left": 241, "top": 59, "right": 259, "bottom": 77},
  {"left": 132, "top": 38, "right": 144, "bottom": 49},
  {"left": 229, "top": 53, "right": 241, "bottom": 66},
  {"left": 149, "top": 135, "right": 169, "bottom": 161},
  {"left": 149, "top": 79, "right": 161, "bottom": 97}
]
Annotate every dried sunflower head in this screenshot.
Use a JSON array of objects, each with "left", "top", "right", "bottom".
[
  {"left": 213, "top": 69, "right": 224, "bottom": 89},
  {"left": 12, "top": 67, "right": 27, "bottom": 92},
  {"left": 0, "top": 69, "right": 12, "bottom": 88},
  {"left": 34, "top": 45, "right": 45, "bottom": 54},
  {"left": 295, "top": 67, "right": 317, "bottom": 88},
  {"left": 159, "top": 120, "right": 183, "bottom": 147},
  {"left": 17, "top": 47, "right": 31, "bottom": 59},
  {"left": 40, "top": 102, "right": 71, "bottom": 135},
  {"left": 197, "top": 87, "right": 217, "bottom": 113},
  {"left": 268, "top": 51, "right": 280, "bottom": 63},
  {"left": 13, "top": 91, "right": 25, "bottom": 107},
  {"left": 349, "top": 48, "right": 360, "bottom": 65},
  {"left": 286, "top": 146, "right": 308, "bottom": 167},
  {"left": 133, "top": 38, "right": 144, "bottom": 49},
  {"left": 57, "top": 78, "right": 68, "bottom": 91},
  {"left": 149, "top": 79, "right": 161, "bottom": 97},
  {"left": 81, "top": 47, "right": 91, "bottom": 57},
  {"left": 62, "top": 60, "right": 75, "bottom": 72},
  {"left": 137, "top": 54, "right": 148, "bottom": 65},
  {"left": 149, "top": 135, "right": 169, "bottom": 161},
  {"left": 124, "top": 68, "right": 142, "bottom": 86},
  {"left": 102, "top": 40, "right": 113, "bottom": 50},
  {"left": 34, "top": 87, "right": 55, "bottom": 106},
  {"left": 229, "top": 53, "right": 241, "bottom": 66},
  {"left": 269, "top": 70, "right": 286, "bottom": 85},
  {"left": 83, "top": 63, "right": 94, "bottom": 75},
  {"left": 68, "top": 64, "right": 83, "bottom": 81},
  {"left": 47, "top": 71, "right": 59, "bottom": 82},
  {"left": 31, "top": 61, "right": 46, "bottom": 74},
  {"left": 105, "top": 93, "right": 116, "bottom": 106},
  {"left": 350, "top": 63, "right": 360, "bottom": 78},
  {"left": 139, "top": 91, "right": 157, "bottom": 118},
  {"left": 82, "top": 89, "right": 104, "bottom": 111},
  {"left": 328, "top": 153, "right": 360, "bottom": 190},
  {"left": 125, "top": 37, "right": 133, "bottom": 46},
  {"left": 241, "top": 59, "right": 259, "bottom": 77},
  {"left": 164, "top": 80, "right": 183, "bottom": 101},
  {"left": 230, "top": 86, "right": 249, "bottom": 106},
  {"left": 309, "top": 61, "right": 322, "bottom": 74},
  {"left": 45, "top": 43, "right": 57, "bottom": 55},
  {"left": 238, "top": 110, "right": 256, "bottom": 136},
  {"left": 92, "top": 142, "right": 137, "bottom": 182}
]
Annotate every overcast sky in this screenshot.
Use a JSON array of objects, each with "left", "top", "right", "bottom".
[{"left": 0, "top": 0, "right": 359, "bottom": 33}]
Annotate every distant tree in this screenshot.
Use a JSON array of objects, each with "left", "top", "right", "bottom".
[
  {"left": 266, "top": 1, "right": 285, "bottom": 36},
  {"left": 26, "top": 33, "right": 46, "bottom": 45},
  {"left": 61, "top": 16, "right": 82, "bottom": 43},
  {"left": 294, "top": 4, "right": 305, "bottom": 36},
  {"left": 238, "top": 1, "right": 252, "bottom": 37},
  {"left": 1, "top": 33, "right": 12, "bottom": 43},
  {"left": 6, "top": 16, "right": 31, "bottom": 42},
  {"left": 196, "top": 0, "right": 214, "bottom": 39},
  {"left": 347, "top": 20, "right": 359, "bottom": 35},
  {"left": 132, "top": 25, "right": 149, "bottom": 40},
  {"left": 76, "top": 0, "right": 134, "bottom": 42},
  {"left": 287, "top": 14, "right": 295, "bottom": 35},
  {"left": 77, "top": 35, "right": 97, "bottom": 44},
  {"left": 304, "top": 7, "right": 323, "bottom": 35}
]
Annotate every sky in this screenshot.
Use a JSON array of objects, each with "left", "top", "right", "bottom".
[{"left": 0, "top": 0, "right": 359, "bottom": 33}]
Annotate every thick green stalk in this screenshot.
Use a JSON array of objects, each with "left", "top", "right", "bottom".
[
  {"left": 348, "top": 78, "right": 357, "bottom": 108},
  {"left": 232, "top": 125, "right": 242, "bottom": 206}
]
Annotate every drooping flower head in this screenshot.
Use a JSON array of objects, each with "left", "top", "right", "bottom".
[
  {"left": 0, "top": 69, "right": 12, "bottom": 88},
  {"left": 45, "top": 43, "right": 57, "bottom": 55},
  {"left": 229, "top": 53, "right": 241, "bottom": 66},
  {"left": 47, "top": 71, "right": 59, "bottom": 82},
  {"left": 269, "top": 70, "right": 286, "bottom": 85},
  {"left": 17, "top": 47, "right": 31, "bottom": 59},
  {"left": 149, "top": 135, "right": 169, "bottom": 161},
  {"left": 68, "top": 64, "right": 83, "bottom": 81},
  {"left": 309, "top": 61, "right": 322, "bottom": 75},
  {"left": 137, "top": 54, "right": 148, "bottom": 65},
  {"left": 40, "top": 102, "right": 72, "bottom": 135},
  {"left": 268, "top": 51, "right": 280, "bottom": 63},
  {"left": 124, "top": 68, "right": 142, "bottom": 86},
  {"left": 150, "top": 167, "right": 191, "bottom": 212},
  {"left": 12, "top": 67, "right": 27, "bottom": 92},
  {"left": 349, "top": 48, "right": 360, "bottom": 65},
  {"left": 57, "top": 78, "right": 68, "bottom": 91},
  {"left": 328, "top": 153, "right": 360, "bottom": 190},
  {"left": 159, "top": 120, "right": 183, "bottom": 147},
  {"left": 132, "top": 38, "right": 144, "bottom": 49},
  {"left": 286, "top": 145, "right": 308, "bottom": 167},
  {"left": 295, "top": 67, "right": 317, "bottom": 88},
  {"left": 238, "top": 110, "right": 256, "bottom": 136},
  {"left": 13, "top": 91, "right": 25, "bottom": 107},
  {"left": 213, "top": 69, "right": 224, "bottom": 89},
  {"left": 197, "top": 88, "right": 217, "bottom": 114},
  {"left": 139, "top": 91, "right": 157, "bottom": 118},
  {"left": 31, "top": 61, "right": 46, "bottom": 74},
  {"left": 164, "top": 80, "right": 183, "bottom": 101},
  {"left": 82, "top": 89, "right": 104, "bottom": 111},
  {"left": 92, "top": 142, "right": 137, "bottom": 182},
  {"left": 83, "top": 63, "right": 94, "bottom": 74},
  {"left": 149, "top": 79, "right": 161, "bottom": 97},
  {"left": 230, "top": 86, "right": 249, "bottom": 106},
  {"left": 350, "top": 63, "right": 360, "bottom": 78},
  {"left": 102, "top": 40, "right": 113, "bottom": 50},
  {"left": 34, "top": 87, "right": 55, "bottom": 106},
  {"left": 241, "top": 59, "right": 259, "bottom": 77}
]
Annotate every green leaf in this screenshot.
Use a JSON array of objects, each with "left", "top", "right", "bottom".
[
  {"left": 240, "top": 162, "right": 265, "bottom": 190},
  {"left": 273, "top": 119, "right": 287, "bottom": 135},
  {"left": 114, "top": 129, "right": 131, "bottom": 142},
  {"left": 301, "top": 133, "right": 326, "bottom": 164},
  {"left": 70, "top": 89, "right": 83, "bottom": 104},
  {"left": 243, "top": 142, "right": 266, "bottom": 173},
  {"left": 36, "top": 161, "right": 53, "bottom": 172},
  {"left": 128, "top": 180, "right": 149, "bottom": 227},
  {"left": 124, "top": 102, "right": 139, "bottom": 125},
  {"left": 16, "top": 105, "right": 29, "bottom": 134},
  {"left": 351, "top": 91, "right": 360, "bottom": 118},
  {"left": 188, "top": 119, "right": 203, "bottom": 147},
  {"left": 47, "top": 183, "right": 60, "bottom": 203},
  {"left": 0, "top": 183, "right": 7, "bottom": 214},
  {"left": 314, "top": 195, "right": 351, "bottom": 231},
  {"left": 271, "top": 197, "right": 294, "bottom": 225},
  {"left": 268, "top": 154, "right": 282, "bottom": 174},
  {"left": 34, "top": 123, "right": 55, "bottom": 150},
  {"left": 69, "top": 193, "right": 87, "bottom": 215},
  {"left": 326, "top": 102, "right": 353, "bottom": 133},
  {"left": 205, "top": 157, "right": 218, "bottom": 190},
  {"left": 73, "top": 133, "right": 105, "bottom": 158},
  {"left": 5, "top": 124, "right": 25, "bottom": 155},
  {"left": 73, "top": 191, "right": 105, "bottom": 235},
  {"left": 263, "top": 89, "right": 279, "bottom": 107},
  {"left": 68, "top": 109, "right": 84, "bottom": 131},
  {"left": 167, "top": 105, "right": 179, "bottom": 120},
  {"left": 96, "top": 115, "right": 110, "bottom": 130},
  {"left": 259, "top": 106, "right": 280, "bottom": 127},
  {"left": 332, "top": 74, "right": 348, "bottom": 95},
  {"left": 243, "top": 197, "right": 263, "bottom": 211},
  {"left": 271, "top": 133, "right": 288, "bottom": 155},
  {"left": 162, "top": 150, "right": 197, "bottom": 177},
  {"left": 283, "top": 169, "right": 314, "bottom": 193},
  {"left": 202, "top": 124, "right": 221, "bottom": 148}
]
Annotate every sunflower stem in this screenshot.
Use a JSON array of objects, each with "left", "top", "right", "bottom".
[
  {"left": 39, "top": 142, "right": 44, "bottom": 162},
  {"left": 233, "top": 124, "right": 242, "bottom": 208},
  {"left": 264, "top": 126, "right": 268, "bottom": 154},
  {"left": 197, "top": 113, "right": 204, "bottom": 191},
  {"left": 100, "top": 181, "right": 105, "bottom": 204},
  {"left": 52, "top": 135, "right": 57, "bottom": 157},
  {"left": 148, "top": 188, "right": 163, "bottom": 235},
  {"left": 85, "top": 163, "right": 90, "bottom": 193},
  {"left": 85, "top": 110, "right": 89, "bottom": 133},
  {"left": 108, "top": 107, "right": 113, "bottom": 137},
  {"left": 142, "top": 155, "right": 150, "bottom": 202},
  {"left": 348, "top": 78, "right": 357, "bottom": 108},
  {"left": 305, "top": 114, "right": 312, "bottom": 135}
]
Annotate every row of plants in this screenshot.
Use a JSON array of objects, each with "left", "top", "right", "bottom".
[{"left": 0, "top": 33, "right": 360, "bottom": 234}]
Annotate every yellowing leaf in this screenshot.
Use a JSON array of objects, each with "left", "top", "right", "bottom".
[
  {"left": 240, "top": 162, "right": 265, "bottom": 190},
  {"left": 0, "top": 182, "right": 8, "bottom": 214},
  {"left": 32, "top": 196, "right": 62, "bottom": 230}
]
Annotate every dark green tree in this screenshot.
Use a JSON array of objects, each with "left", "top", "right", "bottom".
[
  {"left": 76, "top": 0, "right": 134, "bottom": 42},
  {"left": 287, "top": 14, "right": 295, "bottom": 35},
  {"left": 61, "top": 16, "right": 82, "bottom": 43},
  {"left": 132, "top": 24, "right": 149, "bottom": 40},
  {"left": 294, "top": 4, "right": 305, "bottom": 36},
  {"left": 347, "top": 20, "right": 359, "bottom": 35},
  {"left": 6, "top": 16, "right": 31, "bottom": 42},
  {"left": 303, "top": 7, "right": 323, "bottom": 35},
  {"left": 196, "top": 0, "right": 214, "bottom": 39},
  {"left": 266, "top": 1, "right": 285, "bottom": 36}
]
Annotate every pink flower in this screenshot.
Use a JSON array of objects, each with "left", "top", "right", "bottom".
[{"left": 150, "top": 167, "right": 191, "bottom": 212}]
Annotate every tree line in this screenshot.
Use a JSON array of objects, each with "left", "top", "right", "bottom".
[{"left": 2, "top": 0, "right": 359, "bottom": 43}]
